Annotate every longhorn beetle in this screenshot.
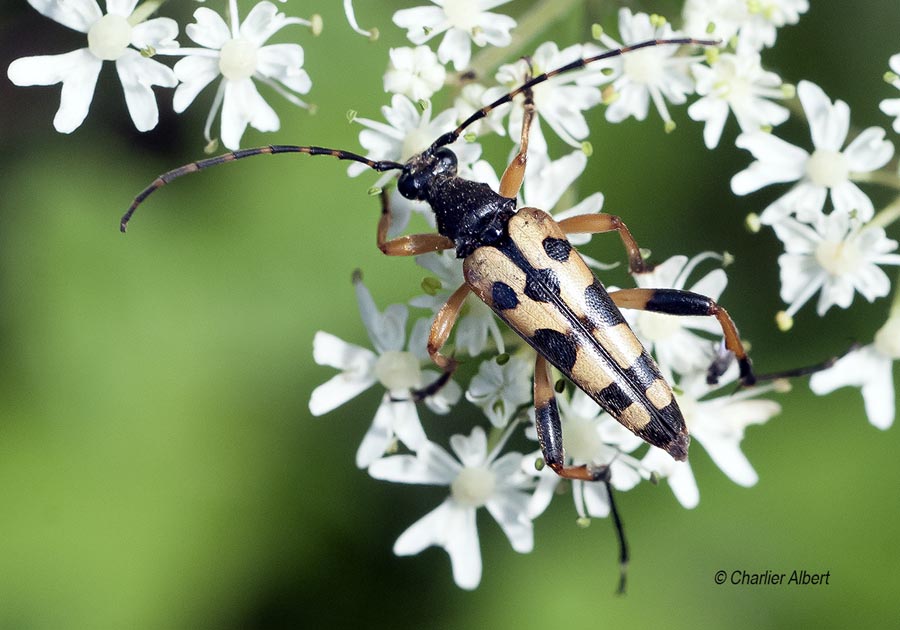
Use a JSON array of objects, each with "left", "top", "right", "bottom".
[{"left": 121, "top": 37, "right": 828, "bottom": 592}]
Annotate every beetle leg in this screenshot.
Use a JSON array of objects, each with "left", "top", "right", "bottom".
[
  {"left": 557, "top": 213, "right": 652, "bottom": 274},
  {"left": 534, "top": 354, "right": 612, "bottom": 481},
  {"left": 608, "top": 288, "right": 755, "bottom": 386},
  {"left": 409, "top": 283, "right": 471, "bottom": 401},
  {"left": 499, "top": 80, "right": 535, "bottom": 199},
  {"left": 377, "top": 188, "right": 454, "bottom": 256},
  {"left": 534, "top": 353, "right": 630, "bottom": 593}
]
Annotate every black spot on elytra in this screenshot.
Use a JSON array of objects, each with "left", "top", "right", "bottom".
[
  {"left": 524, "top": 268, "right": 560, "bottom": 302},
  {"left": 584, "top": 280, "right": 625, "bottom": 328},
  {"left": 532, "top": 328, "right": 577, "bottom": 372},
  {"left": 637, "top": 404, "right": 687, "bottom": 456},
  {"left": 542, "top": 237, "right": 572, "bottom": 262},
  {"left": 624, "top": 353, "right": 662, "bottom": 391},
  {"left": 597, "top": 381, "right": 633, "bottom": 416},
  {"left": 491, "top": 281, "right": 519, "bottom": 310}
]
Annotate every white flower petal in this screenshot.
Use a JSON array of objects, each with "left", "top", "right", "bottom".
[
  {"left": 239, "top": 1, "right": 280, "bottom": 44},
  {"left": 450, "top": 426, "right": 488, "bottom": 468},
  {"left": 395, "top": 499, "right": 482, "bottom": 590},
  {"left": 861, "top": 367, "right": 896, "bottom": 429},
  {"left": 115, "top": 51, "right": 177, "bottom": 132},
  {"left": 356, "top": 395, "right": 424, "bottom": 467},
  {"left": 106, "top": 0, "right": 138, "bottom": 18},
  {"left": 393, "top": 6, "right": 448, "bottom": 44},
  {"left": 798, "top": 81, "right": 849, "bottom": 152},
  {"left": 130, "top": 17, "right": 179, "bottom": 49},
  {"left": 27, "top": 0, "right": 101, "bottom": 33},
  {"left": 308, "top": 372, "right": 375, "bottom": 416},
  {"left": 390, "top": 397, "right": 428, "bottom": 452},
  {"left": 172, "top": 56, "right": 220, "bottom": 113},
  {"left": 581, "top": 482, "right": 611, "bottom": 518},
  {"left": 829, "top": 181, "right": 874, "bottom": 222},
  {"left": 473, "top": 13, "right": 516, "bottom": 47},
  {"left": 689, "top": 96, "right": 729, "bottom": 149},
  {"left": 842, "top": 126, "right": 894, "bottom": 172},
  {"left": 369, "top": 441, "right": 461, "bottom": 484},
  {"left": 220, "top": 78, "right": 280, "bottom": 149},
  {"left": 731, "top": 131, "right": 808, "bottom": 195},
  {"left": 526, "top": 472, "right": 559, "bottom": 518},
  {"left": 697, "top": 433, "right": 759, "bottom": 486},
  {"left": 437, "top": 27, "right": 472, "bottom": 70},
  {"left": 486, "top": 491, "right": 533, "bottom": 553},
  {"left": 257, "top": 44, "right": 311, "bottom": 95},
  {"left": 186, "top": 7, "right": 232, "bottom": 50},
  {"left": 8, "top": 49, "right": 103, "bottom": 133},
  {"left": 879, "top": 98, "right": 900, "bottom": 133}
]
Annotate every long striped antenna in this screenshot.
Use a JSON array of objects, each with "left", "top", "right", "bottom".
[
  {"left": 430, "top": 37, "right": 720, "bottom": 150},
  {"left": 120, "top": 145, "right": 404, "bottom": 232}
]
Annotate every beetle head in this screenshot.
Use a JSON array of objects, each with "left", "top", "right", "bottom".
[{"left": 397, "top": 147, "right": 458, "bottom": 201}]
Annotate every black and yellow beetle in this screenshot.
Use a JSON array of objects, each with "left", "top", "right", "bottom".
[
  {"left": 122, "top": 37, "right": 769, "bottom": 587},
  {"left": 123, "top": 36, "right": 751, "bottom": 477}
]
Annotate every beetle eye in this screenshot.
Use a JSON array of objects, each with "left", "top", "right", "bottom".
[
  {"left": 397, "top": 166, "right": 428, "bottom": 200},
  {"left": 397, "top": 171, "right": 417, "bottom": 199},
  {"left": 434, "top": 147, "right": 458, "bottom": 176}
]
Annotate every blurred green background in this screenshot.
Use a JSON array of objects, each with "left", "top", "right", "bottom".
[{"left": 1, "top": 1, "right": 899, "bottom": 628}]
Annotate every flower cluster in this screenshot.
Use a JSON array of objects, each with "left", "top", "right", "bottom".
[
  {"left": 12, "top": 0, "right": 900, "bottom": 591},
  {"left": 8, "top": 0, "right": 321, "bottom": 149},
  {"left": 307, "top": 1, "right": 900, "bottom": 589}
]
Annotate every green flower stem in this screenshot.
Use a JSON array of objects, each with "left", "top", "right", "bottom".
[
  {"left": 459, "top": 0, "right": 583, "bottom": 84},
  {"left": 130, "top": 0, "right": 167, "bottom": 25},
  {"left": 868, "top": 193, "right": 900, "bottom": 230},
  {"left": 853, "top": 168, "right": 900, "bottom": 191}
]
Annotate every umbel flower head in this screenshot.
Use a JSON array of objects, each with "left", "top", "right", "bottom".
[
  {"left": 392, "top": 0, "right": 517, "bottom": 71},
  {"left": 161, "top": 0, "right": 314, "bottom": 149},
  {"left": 309, "top": 274, "right": 460, "bottom": 469},
  {"left": 368, "top": 425, "right": 534, "bottom": 590},
  {"left": 7, "top": 0, "right": 179, "bottom": 132},
  {"left": 731, "top": 80, "right": 894, "bottom": 225}
]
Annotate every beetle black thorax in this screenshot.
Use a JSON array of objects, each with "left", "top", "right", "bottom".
[{"left": 397, "top": 147, "right": 517, "bottom": 258}]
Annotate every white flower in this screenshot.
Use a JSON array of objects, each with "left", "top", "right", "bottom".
[
  {"left": 348, "top": 94, "right": 459, "bottom": 178},
  {"left": 880, "top": 53, "right": 900, "bottom": 133},
  {"left": 525, "top": 390, "right": 646, "bottom": 520},
  {"left": 466, "top": 357, "right": 533, "bottom": 428},
  {"left": 810, "top": 314, "right": 900, "bottom": 430},
  {"left": 7, "top": 0, "right": 178, "bottom": 133},
  {"left": 643, "top": 370, "right": 782, "bottom": 508},
  {"left": 484, "top": 42, "right": 603, "bottom": 153},
  {"left": 772, "top": 212, "right": 900, "bottom": 318},
  {"left": 161, "top": 0, "right": 313, "bottom": 149},
  {"left": 625, "top": 253, "right": 728, "bottom": 377},
  {"left": 384, "top": 46, "right": 447, "bottom": 102},
  {"left": 410, "top": 250, "right": 505, "bottom": 357},
  {"left": 682, "top": 0, "right": 808, "bottom": 52},
  {"left": 309, "top": 275, "right": 460, "bottom": 468},
  {"left": 392, "top": 0, "right": 517, "bottom": 71},
  {"left": 347, "top": 95, "right": 481, "bottom": 233},
  {"left": 368, "top": 425, "right": 534, "bottom": 590},
  {"left": 588, "top": 9, "right": 697, "bottom": 128},
  {"left": 688, "top": 52, "right": 789, "bottom": 148},
  {"left": 732, "top": 81, "right": 895, "bottom": 225}
]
